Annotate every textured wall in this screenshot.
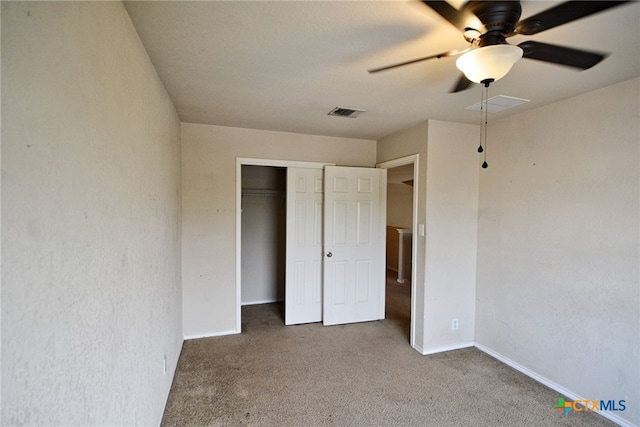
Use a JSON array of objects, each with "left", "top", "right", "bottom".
[
  {"left": 424, "top": 120, "right": 479, "bottom": 352},
  {"left": 181, "top": 123, "right": 376, "bottom": 337},
  {"left": 377, "top": 122, "right": 429, "bottom": 351},
  {"left": 2, "top": 2, "right": 182, "bottom": 425},
  {"left": 475, "top": 78, "right": 639, "bottom": 426},
  {"left": 377, "top": 121, "right": 479, "bottom": 354}
]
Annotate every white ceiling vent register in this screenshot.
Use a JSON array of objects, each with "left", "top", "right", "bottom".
[
  {"left": 328, "top": 107, "right": 366, "bottom": 118},
  {"left": 465, "top": 95, "right": 530, "bottom": 113}
]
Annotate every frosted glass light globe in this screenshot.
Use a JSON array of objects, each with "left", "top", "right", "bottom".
[{"left": 456, "top": 45, "right": 523, "bottom": 83}]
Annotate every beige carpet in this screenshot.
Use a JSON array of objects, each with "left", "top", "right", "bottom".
[{"left": 162, "top": 282, "right": 613, "bottom": 426}]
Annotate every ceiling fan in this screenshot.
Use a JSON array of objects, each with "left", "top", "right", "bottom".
[{"left": 368, "top": 1, "right": 629, "bottom": 92}]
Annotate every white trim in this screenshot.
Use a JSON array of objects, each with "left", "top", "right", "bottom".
[
  {"left": 379, "top": 168, "right": 388, "bottom": 320},
  {"left": 235, "top": 160, "right": 242, "bottom": 333},
  {"left": 413, "top": 343, "right": 425, "bottom": 354},
  {"left": 475, "top": 343, "right": 636, "bottom": 427},
  {"left": 376, "top": 154, "right": 419, "bottom": 350},
  {"left": 376, "top": 155, "right": 418, "bottom": 170},
  {"left": 183, "top": 330, "right": 237, "bottom": 340},
  {"left": 237, "top": 157, "right": 331, "bottom": 169},
  {"left": 420, "top": 341, "right": 475, "bottom": 355},
  {"left": 235, "top": 157, "right": 335, "bottom": 334}
]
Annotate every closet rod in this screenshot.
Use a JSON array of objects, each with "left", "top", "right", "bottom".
[{"left": 241, "top": 189, "right": 284, "bottom": 197}]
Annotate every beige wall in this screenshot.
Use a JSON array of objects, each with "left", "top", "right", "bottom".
[
  {"left": 2, "top": 2, "right": 182, "bottom": 425},
  {"left": 377, "top": 122, "right": 429, "bottom": 349},
  {"left": 475, "top": 77, "right": 639, "bottom": 426},
  {"left": 387, "top": 183, "right": 413, "bottom": 229},
  {"left": 181, "top": 123, "right": 376, "bottom": 337},
  {"left": 424, "top": 121, "right": 479, "bottom": 351},
  {"left": 377, "top": 120, "right": 479, "bottom": 353}
]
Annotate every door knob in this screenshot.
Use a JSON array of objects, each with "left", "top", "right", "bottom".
[{"left": 326, "top": 252, "right": 332, "bottom": 258}]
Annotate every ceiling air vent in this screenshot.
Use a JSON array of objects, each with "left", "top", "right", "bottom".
[
  {"left": 465, "top": 95, "right": 529, "bottom": 113},
  {"left": 328, "top": 106, "right": 366, "bottom": 118}
]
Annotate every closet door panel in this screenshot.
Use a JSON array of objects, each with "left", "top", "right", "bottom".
[{"left": 285, "top": 167, "right": 324, "bottom": 325}]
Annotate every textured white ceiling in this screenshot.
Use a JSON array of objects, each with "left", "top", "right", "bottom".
[{"left": 124, "top": 1, "right": 640, "bottom": 140}]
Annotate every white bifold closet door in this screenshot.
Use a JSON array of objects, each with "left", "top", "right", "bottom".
[
  {"left": 284, "top": 166, "right": 386, "bottom": 326},
  {"left": 285, "top": 167, "right": 324, "bottom": 325},
  {"left": 322, "top": 166, "right": 386, "bottom": 326}
]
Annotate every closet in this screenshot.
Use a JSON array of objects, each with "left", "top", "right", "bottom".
[
  {"left": 238, "top": 161, "right": 388, "bottom": 329},
  {"left": 240, "top": 166, "right": 287, "bottom": 305}
]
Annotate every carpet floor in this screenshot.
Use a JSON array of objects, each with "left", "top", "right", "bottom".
[{"left": 162, "top": 278, "right": 613, "bottom": 426}]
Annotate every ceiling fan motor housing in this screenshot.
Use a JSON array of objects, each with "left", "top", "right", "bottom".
[{"left": 465, "top": 1, "right": 522, "bottom": 37}]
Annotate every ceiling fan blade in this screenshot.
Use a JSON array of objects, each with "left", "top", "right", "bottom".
[
  {"left": 422, "top": 1, "right": 471, "bottom": 31},
  {"left": 518, "top": 41, "right": 607, "bottom": 70},
  {"left": 450, "top": 74, "right": 473, "bottom": 93},
  {"left": 515, "top": 1, "right": 629, "bottom": 36},
  {"left": 368, "top": 48, "right": 469, "bottom": 74}
]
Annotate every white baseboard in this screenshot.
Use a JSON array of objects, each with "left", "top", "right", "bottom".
[
  {"left": 183, "top": 329, "right": 238, "bottom": 340},
  {"left": 412, "top": 343, "right": 425, "bottom": 354},
  {"left": 474, "top": 343, "right": 636, "bottom": 427},
  {"left": 420, "top": 341, "right": 475, "bottom": 355}
]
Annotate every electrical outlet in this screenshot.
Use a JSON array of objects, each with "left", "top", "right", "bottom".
[
  {"left": 451, "top": 319, "right": 459, "bottom": 330},
  {"left": 163, "top": 355, "right": 167, "bottom": 375}
]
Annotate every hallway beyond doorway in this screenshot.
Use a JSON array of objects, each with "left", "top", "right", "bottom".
[{"left": 385, "top": 268, "right": 411, "bottom": 342}]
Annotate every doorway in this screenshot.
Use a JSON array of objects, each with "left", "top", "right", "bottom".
[
  {"left": 377, "top": 155, "right": 419, "bottom": 348},
  {"left": 384, "top": 163, "right": 414, "bottom": 343}
]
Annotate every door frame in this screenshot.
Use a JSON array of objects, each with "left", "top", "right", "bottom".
[
  {"left": 235, "top": 157, "right": 334, "bottom": 333},
  {"left": 376, "top": 154, "right": 419, "bottom": 348}
]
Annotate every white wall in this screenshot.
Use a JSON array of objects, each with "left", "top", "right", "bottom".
[
  {"left": 2, "top": 2, "right": 182, "bottom": 425},
  {"left": 181, "top": 123, "right": 376, "bottom": 337},
  {"left": 475, "top": 77, "right": 639, "bottom": 426}
]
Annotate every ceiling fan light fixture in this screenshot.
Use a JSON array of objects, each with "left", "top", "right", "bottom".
[{"left": 455, "top": 44, "right": 523, "bottom": 84}]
